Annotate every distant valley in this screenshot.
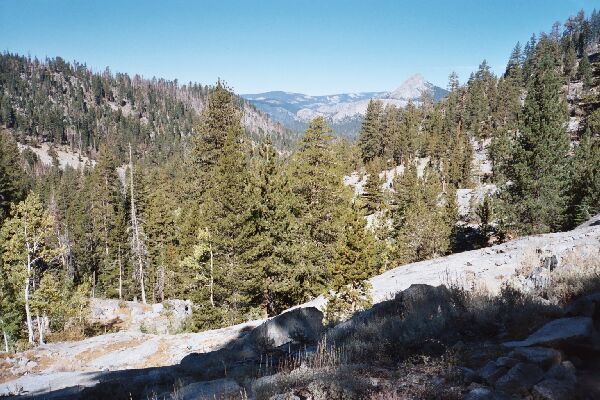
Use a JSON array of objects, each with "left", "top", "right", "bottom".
[{"left": 242, "top": 74, "right": 448, "bottom": 138}]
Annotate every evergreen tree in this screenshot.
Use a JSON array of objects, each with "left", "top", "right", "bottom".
[
  {"left": 0, "top": 133, "right": 28, "bottom": 223},
  {"left": 324, "top": 205, "right": 375, "bottom": 322},
  {"left": 499, "top": 49, "right": 570, "bottom": 234},
  {"left": 391, "top": 165, "right": 455, "bottom": 264},
  {"left": 0, "top": 193, "right": 62, "bottom": 345},
  {"left": 563, "top": 42, "right": 577, "bottom": 81},
  {"left": 358, "top": 100, "right": 384, "bottom": 163},
  {"left": 578, "top": 53, "right": 593, "bottom": 88},
  {"left": 288, "top": 117, "right": 351, "bottom": 300},
  {"left": 244, "top": 138, "right": 304, "bottom": 315},
  {"left": 570, "top": 129, "right": 600, "bottom": 225},
  {"left": 197, "top": 95, "right": 256, "bottom": 325},
  {"left": 361, "top": 163, "right": 383, "bottom": 214},
  {"left": 190, "top": 81, "right": 240, "bottom": 192}
]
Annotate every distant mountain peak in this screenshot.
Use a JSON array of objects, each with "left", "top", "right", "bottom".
[
  {"left": 241, "top": 76, "right": 448, "bottom": 138},
  {"left": 386, "top": 74, "right": 429, "bottom": 100}
]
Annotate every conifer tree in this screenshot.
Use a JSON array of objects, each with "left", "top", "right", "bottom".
[
  {"left": 197, "top": 94, "right": 256, "bottom": 324},
  {"left": 361, "top": 163, "right": 383, "bottom": 214},
  {"left": 569, "top": 129, "right": 600, "bottom": 225},
  {"left": 288, "top": 117, "right": 351, "bottom": 299},
  {"left": 143, "top": 165, "right": 179, "bottom": 301},
  {"left": 499, "top": 49, "right": 570, "bottom": 234},
  {"left": 127, "top": 144, "right": 148, "bottom": 304},
  {"left": 244, "top": 138, "right": 301, "bottom": 315},
  {"left": 91, "top": 144, "right": 128, "bottom": 298},
  {"left": 391, "top": 165, "right": 454, "bottom": 264},
  {"left": 190, "top": 81, "right": 240, "bottom": 193},
  {"left": 358, "top": 100, "right": 384, "bottom": 163},
  {"left": 324, "top": 205, "right": 375, "bottom": 322},
  {"left": 0, "top": 193, "right": 62, "bottom": 345},
  {"left": 0, "top": 133, "right": 28, "bottom": 223},
  {"left": 578, "top": 53, "right": 593, "bottom": 88},
  {"left": 563, "top": 42, "right": 578, "bottom": 82}
]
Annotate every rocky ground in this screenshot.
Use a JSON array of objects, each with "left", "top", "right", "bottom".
[{"left": 0, "top": 215, "right": 599, "bottom": 399}]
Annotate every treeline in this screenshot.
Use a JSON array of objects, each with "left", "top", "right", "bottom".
[
  {"left": 0, "top": 9, "right": 599, "bottom": 352},
  {"left": 357, "top": 8, "right": 600, "bottom": 237},
  {"left": 0, "top": 53, "right": 292, "bottom": 162},
  {"left": 0, "top": 80, "right": 379, "bottom": 350}
]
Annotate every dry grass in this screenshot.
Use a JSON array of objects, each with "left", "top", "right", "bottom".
[
  {"left": 252, "top": 364, "right": 377, "bottom": 400},
  {"left": 542, "top": 249, "right": 600, "bottom": 304},
  {"left": 251, "top": 277, "right": 568, "bottom": 398},
  {"left": 75, "top": 337, "right": 144, "bottom": 364},
  {"left": 138, "top": 339, "right": 171, "bottom": 369}
]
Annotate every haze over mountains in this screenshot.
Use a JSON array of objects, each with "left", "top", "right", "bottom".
[{"left": 242, "top": 74, "right": 448, "bottom": 137}]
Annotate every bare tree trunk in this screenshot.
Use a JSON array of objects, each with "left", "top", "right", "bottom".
[
  {"left": 118, "top": 244, "right": 122, "bottom": 300},
  {"left": 24, "top": 262, "right": 34, "bottom": 345},
  {"left": 129, "top": 143, "right": 146, "bottom": 304},
  {"left": 208, "top": 233, "right": 214, "bottom": 307},
  {"left": 36, "top": 314, "right": 44, "bottom": 345},
  {"left": 3, "top": 329, "right": 8, "bottom": 353}
]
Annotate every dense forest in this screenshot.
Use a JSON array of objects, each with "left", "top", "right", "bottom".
[
  {"left": 0, "top": 54, "right": 292, "bottom": 162},
  {"left": 0, "top": 9, "right": 600, "bottom": 352}
]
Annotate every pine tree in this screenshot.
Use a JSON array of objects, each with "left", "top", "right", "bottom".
[
  {"left": 505, "top": 42, "right": 523, "bottom": 77},
  {"left": 127, "top": 144, "right": 148, "bottom": 304},
  {"left": 570, "top": 129, "right": 600, "bottom": 225},
  {"left": 243, "top": 138, "right": 303, "bottom": 316},
  {"left": 288, "top": 117, "right": 351, "bottom": 300},
  {"left": 358, "top": 100, "right": 384, "bottom": 163},
  {"left": 0, "top": 133, "right": 28, "bottom": 223},
  {"left": 563, "top": 42, "right": 578, "bottom": 82},
  {"left": 391, "top": 165, "right": 455, "bottom": 264},
  {"left": 499, "top": 49, "right": 570, "bottom": 234},
  {"left": 578, "top": 53, "right": 593, "bottom": 88},
  {"left": 361, "top": 163, "right": 383, "bottom": 214},
  {"left": 190, "top": 81, "right": 240, "bottom": 193},
  {"left": 91, "top": 144, "right": 128, "bottom": 298},
  {"left": 198, "top": 101, "right": 256, "bottom": 325},
  {"left": 465, "top": 60, "right": 497, "bottom": 139},
  {"left": 588, "top": 108, "right": 600, "bottom": 135},
  {"left": 0, "top": 194, "right": 62, "bottom": 345},
  {"left": 324, "top": 205, "right": 375, "bottom": 322}
]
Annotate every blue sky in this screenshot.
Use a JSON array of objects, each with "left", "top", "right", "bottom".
[{"left": 1, "top": 0, "right": 597, "bottom": 95}]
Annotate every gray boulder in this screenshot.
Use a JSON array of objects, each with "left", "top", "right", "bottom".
[
  {"left": 331, "top": 284, "right": 452, "bottom": 338},
  {"left": 545, "top": 361, "right": 576, "bottom": 384},
  {"left": 494, "top": 362, "right": 544, "bottom": 395},
  {"left": 465, "top": 387, "right": 511, "bottom": 400},
  {"left": 508, "top": 347, "right": 561, "bottom": 370},
  {"left": 248, "top": 307, "right": 323, "bottom": 350},
  {"left": 477, "top": 361, "right": 508, "bottom": 385},
  {"left": 503, "top": 317, "right": 594, "bottom": 348},
  {"left": 180, "top": 307, "right": 324, "bottom": 379},
  {"left": 269, "top": 394, "right": 301, "bottom": 400},
  {"left": 495, "top": 357, "right": 519, "bottom": 369},
  {"left": 530, "top": 361, "right": 577, "bottom": 400},
  {"left": 176, "top": 378, "right": 242, "bottom": 400},
  {"left": 531, "top": 379, "right": 575, "bottom": 400},
  {"left": 394, "top": 284, "right": 452, "bottom": 318}
]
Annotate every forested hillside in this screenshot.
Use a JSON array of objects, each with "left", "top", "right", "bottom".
[
  {"left": 0, "top": 9, "right": 600, "bottom": 355},
  {"left": 0, "top": 54, "right": 292, "bottom": 162}
]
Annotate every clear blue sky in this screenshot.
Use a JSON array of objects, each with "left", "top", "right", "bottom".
[{"left": 1, "top": 0, "right": 597, "bottom": 95}]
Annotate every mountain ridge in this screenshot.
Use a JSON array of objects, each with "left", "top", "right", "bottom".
[{"left": 242, "top": 74, "right": 448, "bottom": 137}]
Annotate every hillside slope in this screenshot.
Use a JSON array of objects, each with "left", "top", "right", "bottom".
[
  {"left": 1, "top": 214, "right": 598, "bottom": 397},
  {"left": 0, "top": 53, "right": 293, "bottom": 161}
]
